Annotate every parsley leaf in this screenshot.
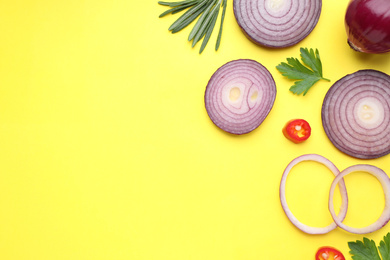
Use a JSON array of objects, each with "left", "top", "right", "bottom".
[
  {"left": 348, "top": 237, "right": 381, "bottom": 260},
  {"left": 348, "top": 233, "right": 390, "bottom": 260},
  {"left": 379, "top": 233, "right": 390, "bottom": 260},
  {"left": 276, "top": 47, "right": 330, "bottom": 96}
]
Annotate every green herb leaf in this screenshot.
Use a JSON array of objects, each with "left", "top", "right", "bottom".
[
  {"left": 170, "top": 4, "right": 207, "bottom": 33},
  {"left": 379, "top": 233, "right": 390, "bottom": 260},
  {"left": 168, "top": 0, "right": 207, "bottom": 31},
  {"left": 158, "top": 0, "right": 226, "bottom": 54},
  {"left": 276, "top": 47, "right": 330, "bottom": 96},
  {"left": 348, "top": 237, "right": 382, "bottom": 260},
  {"left": 158, "top": 0, "right": 197, "bottom": 7},
  {"left": 188, "top": 0, "right": 217, "bottom": 41},
  {"left": 300, "top": 48, "right": 323, "bottom": 76},
  {"left": 215, "top": 0, "right": 227, "bottom": 51},
  {"left": 192, "top": 0, "right": 219, "bottom": 47},
  {"left": 199, "top": 3, "right": 220, "bottom": 53},
  {"left": 159, "top": 2, "right": 196, "bottom": 18}
]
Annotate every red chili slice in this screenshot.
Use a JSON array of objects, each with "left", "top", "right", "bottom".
[
  {"left": 282, "top": 119, "right": 311, "bottom": 143},
  {"left": 315, "top": 246, "right": 345, "bottom": 260}
]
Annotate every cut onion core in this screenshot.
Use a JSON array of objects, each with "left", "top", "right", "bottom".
[
  {"left": 204, "top": 59, "right": 276, "bottom": 135},
  {"left": 233, "top": 0, "right": 322, "bottom": 48},
  {"left": 356, "top": 98, "right": 384, "bottom": 129},
  {"left": 229, "top": 87, "right": 241, "bottom": 101},
  {"left": 279, "top": 154, "right": 348, "bottom": 234},
  {"left": 328, "top": 164, "right": 390, "bottom": 234},
  {"left": 322, "top": 70, "right": 390, "bottom": 159}
]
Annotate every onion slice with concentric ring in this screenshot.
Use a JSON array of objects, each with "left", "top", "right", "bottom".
[
  {"left": 328, "top": 164, "right": 390, "bottom": 234},
  {"left": 322, "top": 70, "right": 390, "bottom": 159},
  {"left": 279, "top": 154, "right": 348, "bottom": 234},
  {"left": 233, "top": 0, "right": 322, "bottom": 48},
  {"left": 204, "top": 59, "right": 276, "bottom": 135}
]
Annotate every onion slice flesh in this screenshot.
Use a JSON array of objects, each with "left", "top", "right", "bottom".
[
  {"left": 279, "top": 154, "right": 348, "bottom": 234},
  {"left": 204, "top": 59, "right": 276, "bottom": 135},
  {"left": 322, "top": 70, "right": 390, "bottom": 159},
  {"left": 233, "top": 0, "right": 322, "bottom": 48},
  {"left": 328, "top": 164, "right": 390, "bottom": 234}
]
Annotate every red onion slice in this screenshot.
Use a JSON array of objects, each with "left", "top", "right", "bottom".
[
  {"left": 233, "top": 0, "right": 322, "bottom": 48},
  {"left": 204, "top": 59, "right": 276, "bottom": 135},
  {"left": 329, "top": 164, "right": 390, "bottom": 234},
  {"left": 280, "top": 154, "right": 348, "bottom": 234},
  {"left": 322, "top": 70, "right": 390, "bottom": 159}
]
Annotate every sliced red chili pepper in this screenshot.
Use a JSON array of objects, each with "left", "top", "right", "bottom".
[
  {"left": 315, "top": 246, "right": 345, "bottom": 260},
  {"left": 282, "top": 119, "right": 311, "bottom": 143}
]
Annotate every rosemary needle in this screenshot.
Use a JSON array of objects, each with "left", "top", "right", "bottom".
[
  {"left": 199, "top": 3, "right": 220, "bottom": 53},
  {"left": 158, "top": 0, "right": 227, "bottom": 54},
  {"left": 170, "top": 2, "right": 208, "bottom": 33},
  {"left": 188, "top": 0, "right": 217, "bottom": 41},
  {"left": 168, "top": 0, "right": 207, "bottom": 31},
  {"left": 215, "top": 0, "right": 227, "bottom": 50},
  {"left": 159, "top": 2, "right": 197, "bottom": 18},
  {"left": 192, "top": 0, "right": 219, "bottom": 47},
  {"left": 159, "top": 0, "right": 197, "bottom": 7}
]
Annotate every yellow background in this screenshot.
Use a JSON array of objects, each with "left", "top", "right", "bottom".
[{"left": 0, "top": 0, "right": 390, "bottom": 259}]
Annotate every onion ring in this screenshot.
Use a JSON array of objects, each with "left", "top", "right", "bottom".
[
  {"left": 233, "top": 0, "right": 322, "bottom": 48},
  {"left": 328, "top": 164, "right": 390, "bottom": 234},
  {"left": 321, "top": 70, "right": 390, "bottom": 159},
  {"left": 280, "top": 154, "right": 349, "bottom": 234},
  {"left": 204, "top": 59, "right": 276, "bottom": 135}
]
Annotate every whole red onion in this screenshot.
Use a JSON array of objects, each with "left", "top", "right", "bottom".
[{"left": 345, "top": 0, "right": 390, "bottom": 53}]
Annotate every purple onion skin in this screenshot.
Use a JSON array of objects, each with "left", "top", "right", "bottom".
[{"left": 345, "top": 0, "right": 390, "bottom": 53}]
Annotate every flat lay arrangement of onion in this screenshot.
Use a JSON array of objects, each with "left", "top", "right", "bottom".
[{"left": 158, "top": 0, "right": 390, "bottom": 241}]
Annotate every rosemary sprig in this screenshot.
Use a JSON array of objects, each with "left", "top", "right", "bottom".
[{"left": 158, "top": 0, "right": 227, "bottom": 54}]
